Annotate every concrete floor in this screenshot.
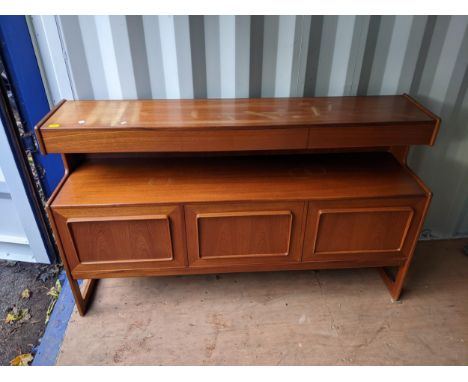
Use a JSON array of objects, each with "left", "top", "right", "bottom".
[{"left": 57, "top": 239, "right": 468, "bottom": 365}]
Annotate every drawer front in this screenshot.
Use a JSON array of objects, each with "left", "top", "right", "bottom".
[
  {"left": 52, "top": 205, "right": 187, "bottom": 272},
  {"left": 42, "top": 127, "right": 309, "bottom": 153},
  {"left": 185, "top": 202, "right": 306, "bottom": 266},
  {"left": 303, "top": 197, "right": 427, "bottom": 262}
]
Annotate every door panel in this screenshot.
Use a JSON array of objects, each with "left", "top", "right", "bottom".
[
  {"left": 314, "top": 207, "right": 414, "bottom": 255},
  {"left": 185, "top": 202, "right": 306, "bottom": 266},
  {"left": 53, "top": 205, "right": 186, "bottom": 272},
  {"left": 303, "top": 197, "right": 426, "bottom": 262},
  {"left": 68, "top": 216, "right": 174, "bottom": 263}
]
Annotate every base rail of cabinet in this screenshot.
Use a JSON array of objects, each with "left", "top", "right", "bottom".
[{"left": 65, "top": 264, "right": 410, "bottom": 315}]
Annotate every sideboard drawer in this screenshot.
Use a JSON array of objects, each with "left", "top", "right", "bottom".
[
  {"left": 52, "top": 205, "right": 187, "bottom": 272},
  {"left": 303, "top": 197, "right": 426, "bottom": 262},
  {"left": 185, "top": 202, "right": 306, "bottom": 266}
]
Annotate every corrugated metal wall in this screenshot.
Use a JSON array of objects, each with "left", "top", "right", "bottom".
[{"left": 30, "top": 15, "right": 468, "bottom": 238}]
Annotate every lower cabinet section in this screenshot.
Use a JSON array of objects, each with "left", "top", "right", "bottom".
[
  {"left": 303, "top": 197, "right": 427, "bottom": 262},
  {"left": 52, "top": 205, "right": 187, "bottom": 272},
  {"left": 51, "top": 197, "right": 427, "bottom": 276},
  {"left": 185, "top": 202, "right": 306, "bottom": 266}
]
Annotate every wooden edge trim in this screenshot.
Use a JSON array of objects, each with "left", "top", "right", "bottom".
[
  {"left": 66, "top": 214, "right": 170, "bottom": 223},
  {"left": 45, "top": 154, "right": 70, "bottom": 210},
  {"left": 403, "top": 164, "right": 432, "bottom": 198},
  {"left": 71, "top": 257, "right": 406, "bottom": 279},
  {"left": 34, "top": 99, "right": 66, "bottom": 155},
  {"left": 45, "top": 193, "right": 94, "bottom": 314},
  {"left": 402, "top": 93, "right": 441, "bottom": 146},
  {"left": 196, "top": 210, "right": 293, "bottom": 219}
]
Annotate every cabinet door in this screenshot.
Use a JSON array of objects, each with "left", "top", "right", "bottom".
[
  {"left": 52, "top": 205, "right": 187, "bottom": 275},
  {"left": 303, "top": 197, "right": 427, "bottom": 262},
  {"left": 185, "top": 202, "right": 306, "bottom": 267}
]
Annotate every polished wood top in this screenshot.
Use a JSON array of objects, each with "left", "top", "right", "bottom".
[
  {"left": 41, "top": 96, "right": 435, "bottom": 130},
  {"left": 52, "top": 153, "right": 425, "bottom": 207}
]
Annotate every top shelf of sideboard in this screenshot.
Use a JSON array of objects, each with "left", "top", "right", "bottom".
[{"left": 35, "top": 94, "right": 440, "bottom": 154}]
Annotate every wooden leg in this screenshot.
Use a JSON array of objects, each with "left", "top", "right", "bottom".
[
  {"left": 378, "top": 261, "right": 411, "bottom": 301},
  {"left": 66, "top": 273, "right": 98, "bottom": 316}
]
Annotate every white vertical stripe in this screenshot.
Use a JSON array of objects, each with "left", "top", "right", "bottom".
[
  {"left": 173, "top": 16, "right": 194, "bottom": 99},
  {"left": 78, "top": 16, "right": 109, "bottom": 100},
  {"left": 219, "top": 16, "right": 236, "bottom": 98},
  {"left": 274, "top": 16, "right": 296, "bottom": 97},
  {"left": 94, "top": 16, "right": 123, "bottom": 99},
  {"left": 30, "top": 16, "right": 74, "bottom": 102},
  {"left": 109, "top": 16, "right": 137, "bottom": 99},
  {"left": 380, "top": 16, "right": 413, "bottom": 94},
  {"left": 290, "top": 16, "right": 311, "bottom": 97},
  {"left": 428, "top": 16, "right": 467, "bottom": 106},
  {"left": 158, "top": 16, "right": 181, "bottom": 99},
  {"left": 328, "top": 16, "right": 356, "bottom": 96}
]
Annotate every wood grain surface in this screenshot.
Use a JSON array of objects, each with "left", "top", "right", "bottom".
[
  {"left": 51, "top": 153, "right": 425, "bottom": 207},
  {"left": 37, "top": 95, "right": 440, "bottom": 153}
]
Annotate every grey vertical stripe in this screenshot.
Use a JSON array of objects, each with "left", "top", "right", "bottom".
[
  {"left": 409, "top": 16, "right": 438, "bottom": 95},
  {"left": 357, "top": 15, "right": 382, "bottom": 95},
  {"left": 204, "top": 16, "right": 221, "bottom": 98},
  {"left": 303, "top": 16, "right": 324, "bottom": 96},
  {"left": 58, "top": 16, "right": 94, "bottom": 99},
  {"left": 235, "top": 16, "right": 250, "bottom": 98},
  {"left": 290, "top": 16, "right": 311, "bottom": 97},
  {"left": 451, "top": 40, "right": 468, "bottom": 119},
  {"left": 126, "top": 16, "right": 152, "bottom": 99},
  {"left": 315, "top": 15, "right": 338, "bottom": 96},
  {"left": 249, "top": 16, "right": 264, "bottom": 98},
  {"left": 189, "top": 16, "right": 207, "bottom": 98},
  {"left": 366, "top": 15, "right": 395, "bottom": 94},
  {"left": 345, "top": 15, "right": 370, "bottom": 95},
  {"left": 261, "top": 16, "right": 279, "bottom": 97},
  {"left": 397, "top": 16, "right": 428, "bottom": 93}
]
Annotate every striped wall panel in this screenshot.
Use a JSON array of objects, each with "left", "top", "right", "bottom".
[{"left": 30, "top": 15, "right": 468, "bottom": 238}]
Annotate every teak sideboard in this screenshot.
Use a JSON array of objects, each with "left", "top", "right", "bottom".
[{"left": 35, "top": 95, "right": 440, "bottom": 316}]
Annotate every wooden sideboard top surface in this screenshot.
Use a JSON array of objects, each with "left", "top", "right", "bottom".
[
  {"left": 42, "top": 96, "right": 434, "bottom": 129},
  {"left": 52, "top": 152, "right": 426, "bottom": 208},
  {"left": 36, "top": 95, "right": 440, "bottom": 154}
]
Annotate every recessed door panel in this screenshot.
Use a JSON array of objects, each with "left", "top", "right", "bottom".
[
  {"left": 68, "top": 216, "right": 173, "bottom": 263},
  {"left": 185, "top": 202, "right": 306, "bottom": 266},
  {"left": 53, "top": 205, "right": 186, "bottom": 272},
  {"left": 303, "top": 197, "right": 426, "bottom": 262}
]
